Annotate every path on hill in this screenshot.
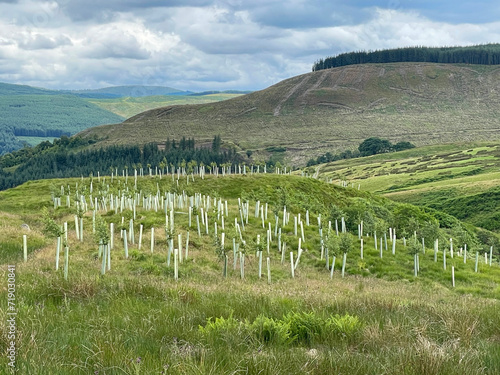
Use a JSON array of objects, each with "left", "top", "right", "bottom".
[
  {"left": 298, "top": 70, "right": 330, "bottom": 113},
  {"left": 273, "top": 75, "right": 311, "bottom": 116}
]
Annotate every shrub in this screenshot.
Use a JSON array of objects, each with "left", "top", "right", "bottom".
[
  {"left": 327, "top": 314, "right": 363, "bottom": 340},
  {"left": 199, "top": 315, "right": 251, "bottom": 347},
  {"left": 250, "top": 314, "right": 294, "bottom": 345}
]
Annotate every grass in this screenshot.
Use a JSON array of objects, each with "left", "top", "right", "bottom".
[
  {"left": 87, "top": 94, "right": 244, "bottom": 119},
  {"left": 316, "top": 140, "right": 500, "bottom": 231},
  {"left": 0, "top": 173, "right": 499, "bottom": 374},
  {"left": 16, "top": 136, "right": 59, "bottom": 146}
]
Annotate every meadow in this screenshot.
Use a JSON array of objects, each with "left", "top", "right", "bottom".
[
  {"left": 87, "top": 93, "right": 244, "bottom": 119},
  {"left": 315, "top": 141, "right": 500, "bottom": 231},
  {"left": 0, "top": 171, "right": 499, "bottom": 374}
]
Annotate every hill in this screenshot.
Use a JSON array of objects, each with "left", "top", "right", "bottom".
[
  {"left": 0, "top": 82, "right": 248, "bottom": 153},
  {"left": 67, "top": 85, "right": 191, "bottom": 98},
  {"left": 0, "top": 172, "right": 499, "bottom": 373},
  {"left": 0, "top": 82, "right": 59, "bottom": 96},
  {"left": 79, "top": 62, "right": 500, "bottom": 166},
  {"left": 86, "top": 93, "right": 246, "bottom": 119},
  {"left": 314, "top": 140, "right": 500, "bottom": 232},
  {"left": 0, "top": 93, "right": 124, "bottom": 154}
]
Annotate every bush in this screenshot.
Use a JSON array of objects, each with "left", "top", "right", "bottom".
[
  {"left": 199, "top": 315, "right": 251, "bottom": 347},
  {"left": 250, "top": 314, "right": 294, "bottom": 345},
  {"left": 327, "top": 314, "right": 363, "bottom": 340}
]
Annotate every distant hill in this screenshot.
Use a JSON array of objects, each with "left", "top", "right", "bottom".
[
  {"left": 67, "top": 85, "right": 192, "bottom": 98},
  {"left": 0, "top": 82, "right": 125, "bottom": 154},
  {"left": 80, "top": 62, "right": 500, "bottom": 166},
  {"left": 0, "top": 82, "right": 59, "bottom": 96},
  {"left": 188, "top": 90, "right": 253, "bottom": 96},
  {"left": 0, "top": 82, "right": 249, "bottom": 153}
]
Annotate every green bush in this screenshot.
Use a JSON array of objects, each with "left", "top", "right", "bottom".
[
  {"left": 199, "top": 315, "right": 251, "bottom": 347},
  {"left": 129, "top": 249, "right": 146, "bottom": 261},
  {"left": 326, "top": 314, "right": 362, "bottom": 340},
  {"left": 250, "top": 314, "right": 294, "bottom": 345}
]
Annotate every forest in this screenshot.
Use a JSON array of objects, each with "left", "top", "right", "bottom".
[
  {"left": 312, "top": 44, "right": 500, "bottom": 71},
  {"left": 0, "top": 135, "right": 240, "bottom": 190},
  {"left": 0, "top": 93, "right": 123, "bottom": 155}
]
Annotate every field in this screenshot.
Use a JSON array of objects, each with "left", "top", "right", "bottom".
[
  {"left": 87, "top": 94, "right": 245, "bottom": 119},
  {"left": 315, "top": 141, "right": 500, "bottom": 231},
  {"left": 0, "top": 172, "right": 499, "bottom": 374}
]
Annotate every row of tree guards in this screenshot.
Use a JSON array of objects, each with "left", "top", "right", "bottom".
[{"left": 35, "top": 171, "right": 497, "bottom": 286}]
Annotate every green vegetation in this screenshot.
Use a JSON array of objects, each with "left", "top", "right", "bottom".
[
  {"left": 307, "top": 137, "right": 415, "bottom": 166},
  {"left": 87, "top": 93, "right": 244, "bottom": 119},
  {"left": 0, "top": 93, "right": 124, "bottom": 154},
  {"left": 0, "top": 172, "right": 500, "bottom": 374},
  {"left": 316, "top": 141, "right": 500, "bottom": 232},
  {"left": 313, "top": 44, "right": 500, "bottom": 71},
  {"left": 0, "top": 136, "right": 240, "bottom": 190}
]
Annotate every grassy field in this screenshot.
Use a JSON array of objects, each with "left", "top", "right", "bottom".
[
  {"left": 87, "top": 94, "right": 244, "bottom": 119},
  {"left": 0, "top": 172, "right": 499, "bottom": 374},
  {"left": 16, "top": 136, "right": 59, "bottom": 147},
  {"left": 80, "top": 63, "right": 500, "bottom": 165},
  {"left": 315, "top": 140, "right": 500, "bottom": 231}
]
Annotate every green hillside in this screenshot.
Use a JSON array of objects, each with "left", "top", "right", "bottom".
[
  {"left": 0, "top": 94, "right": 124, "bottom": 154},
  {"left": 68, "top": 85, "right": 189, "bottom": 98},
  {"left": 314, "top": 141, "right": 500, "bottom": 231},
  {"left": 0, "top": 82, "right": 59, "bottom": 95},
  {"left": 0, "top": 172, "right": 499, "bottom": 373},
  {"left": 80, "top": 62, "right": 500, "bottom": 166},
  {"left": 87, "top": 93, "right": 244, "bottom": 119}
]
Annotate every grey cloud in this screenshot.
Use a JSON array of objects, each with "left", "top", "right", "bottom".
[
  {"left": 80, "top": 32, "right": 151, "bottom": 60},
  {"left": 246, "top": 2, "right": 371, "bottom": 29},
  {"left": 59, "top": 0, "right": 214, "bottom": 22},
  {"left": 18, "top": 34, "right": 72, "bottom": 50}
]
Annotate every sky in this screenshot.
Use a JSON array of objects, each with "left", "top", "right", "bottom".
[{"left": 0, "top": 0, "right": 499, "bottom": 92}]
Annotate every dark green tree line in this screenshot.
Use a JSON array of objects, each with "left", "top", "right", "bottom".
[
  {"left": 313, "top": 44, "right": 500, "bottom": 71},
  {"left": 0, "top": 136, "right": 240, "bottom": 190}
]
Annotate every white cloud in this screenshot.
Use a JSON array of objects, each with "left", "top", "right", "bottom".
[{"left": 0, "top": 2, "right": 499, "bottom": 91}]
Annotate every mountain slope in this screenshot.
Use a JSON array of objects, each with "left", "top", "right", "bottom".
[
  {"left": 67, "top": 85, "right": 190, "bottom": 98},
  {"left": 86, "top": 93, "right": 245, "bottom": 119},
  {"left": 314, "top": 140, "right": 500, "bottom": 231},
  {"left": 0, "top": 89, "right": 124, "bottom": 154},
  {"left": 0, "top": 82, "right": 59, "bottom": 96},
  {"left": 79, "top": 63, "right": 500, "bottom": 165}
]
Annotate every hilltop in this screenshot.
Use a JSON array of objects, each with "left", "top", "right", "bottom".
[{"left": 80, "top": 62, "right": 500, "bottom": 166}]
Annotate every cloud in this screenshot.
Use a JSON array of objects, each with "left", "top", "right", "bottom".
[
  {"left": 79, "top": 24, "right": 152, "bottom": 60},
  {"left": 0, "top": 1, "right": 499, "bottom": 92},
  {"left": 58, "top": 0, "right": 214, "bottom": 22},
  {"left": 17, "top": 33, "right": 72, "bottom": 50}
]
